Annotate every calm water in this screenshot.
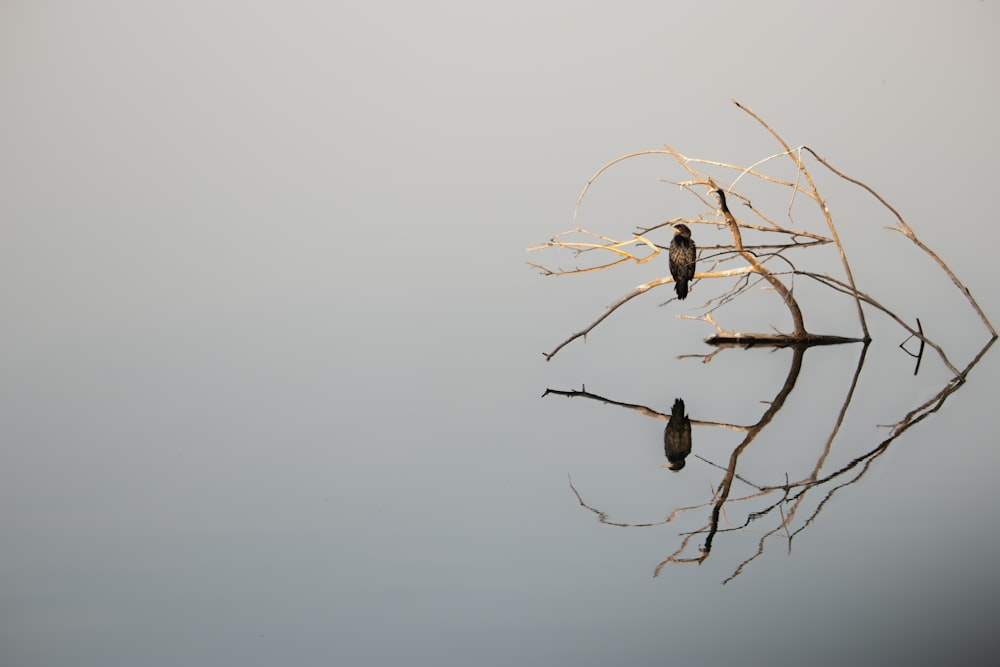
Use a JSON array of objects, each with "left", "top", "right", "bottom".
[{"left": 3, "top": 3, "right": 999, "bottom": 666}]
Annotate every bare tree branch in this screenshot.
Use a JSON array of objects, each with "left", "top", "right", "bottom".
[{"left": 801, "top": 145, "right": 997, "bottom": 339}]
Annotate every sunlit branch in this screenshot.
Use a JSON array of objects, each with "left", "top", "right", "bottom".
[
  {"left": 572, "top": 150, "right": 676, "bottom": 220},
  {"left": 534, "top": 104, "right": 995, "bottom": 585},
  {"left": 657, "top": 146, "right": 812, "bottom": 339},
  {"left": 734, "top": 100, "right": 870, "bottom": 339},
  {"left": 798, "top": 271, "right": 959, "bottom": 376},
  {"left": 801, "top": 146, "right": 997, "bottom": 339},
  {"left": 540, "top": 266, "right": 757, "bottom": 361}
]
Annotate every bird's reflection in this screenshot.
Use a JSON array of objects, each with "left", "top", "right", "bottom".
[
  {"left": 545, "top": 334, "right": 995, "bottom": 583},
  {"left": 663, "top": 398, "right": 691, "bottom": 471}
]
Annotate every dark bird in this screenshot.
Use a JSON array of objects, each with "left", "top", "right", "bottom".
[
  {"left": 663, "top": 398, "right": 692, "bottom": 472},
  {"left": 668, "top": 224, "right": 696, "bottom": 300}
]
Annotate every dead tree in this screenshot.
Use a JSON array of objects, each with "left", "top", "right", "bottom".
[{"left": 529, "top": 101, "right": 996, "bottom": 374}]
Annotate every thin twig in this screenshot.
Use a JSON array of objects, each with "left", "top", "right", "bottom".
[
  {"left": 801, "top": 146, "right": 997, "bottom": 339},
  {"left": 733, "top": 100, "right": 870, "bottom": 339}
]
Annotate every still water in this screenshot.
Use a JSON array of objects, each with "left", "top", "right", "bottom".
[
  {"left": 4, "top": 3, "right": 1000, "bottom": 666},
  {"left": 4, "top": 197, "right": 997, "bottom": 666}
]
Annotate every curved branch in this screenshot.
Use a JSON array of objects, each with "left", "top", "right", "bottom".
[
  {"left": 573, "top": 150, "right": 674, "bottom": 220},
  {"left": 710, "top": 183, "right": 808, "bottom": 336},
  {"left": 542, "top": 267, "right": 756, "bottom": 360},
  {"left": 798, "top": 270, "right": 960, "bottom": 376},
  {"left": 733, "top": 100, "right": 870, "bottom": 340},
  {"left": 801, "top": 146, "right": 997, "bottom": 339}
]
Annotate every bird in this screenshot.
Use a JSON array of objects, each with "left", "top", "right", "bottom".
[
  {"left": 663, "top": 398, "right": 692, "bottom": 472},
  {"left": 668, "top": 224, "right": 696, "bottom": 300}
]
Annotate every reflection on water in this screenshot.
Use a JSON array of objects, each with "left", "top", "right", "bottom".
[
  {"left": 663, "top": 398, "right": 691, "bottom": 471},
  {"left": 548, "top": 334, "right": 994, "bottom": 583},
  {"left": 536, "top": 108, "right": 998, "bottom": 587}
]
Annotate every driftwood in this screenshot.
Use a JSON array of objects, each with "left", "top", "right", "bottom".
[
  {"left": 528, "top": 100, "right": 996, "bottom": 373},
  {"left": 533, "top": 103, "right": 996, "bottom": 583},
  {"left": 704, "top": 333, "right": 866, "bottom": 347}
]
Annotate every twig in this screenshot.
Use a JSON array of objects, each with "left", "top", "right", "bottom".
[
  {"left": 733, "top": 100, "right": 870, "bottom": 339},
  {"left": 542, "top": 267, "right": 756, "bottom": 360},
  {"left": 801, "top": 146, "right": 997, "bottom": 339}
]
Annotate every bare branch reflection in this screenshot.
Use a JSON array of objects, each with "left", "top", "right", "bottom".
[
  {"left": 534, "top": 102, "right": 997, "bottom": 584},
  {"left": 546, "top": 336, "right": 994, "bottom": 583}
]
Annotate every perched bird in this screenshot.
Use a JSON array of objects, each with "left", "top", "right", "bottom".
[
  {"left": 668, "top": 224, "right": 696, "bottom": 300},
  {"left": 663, "top": 398, "right": 692, "bottom": 472}
]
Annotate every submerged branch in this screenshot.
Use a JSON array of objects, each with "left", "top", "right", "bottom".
[
  {"left": 535, "top": 105, "right": 995, "bottom": 585},
  {"left": 704, "top": 333, "right": 866, "bottom": 347}
]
